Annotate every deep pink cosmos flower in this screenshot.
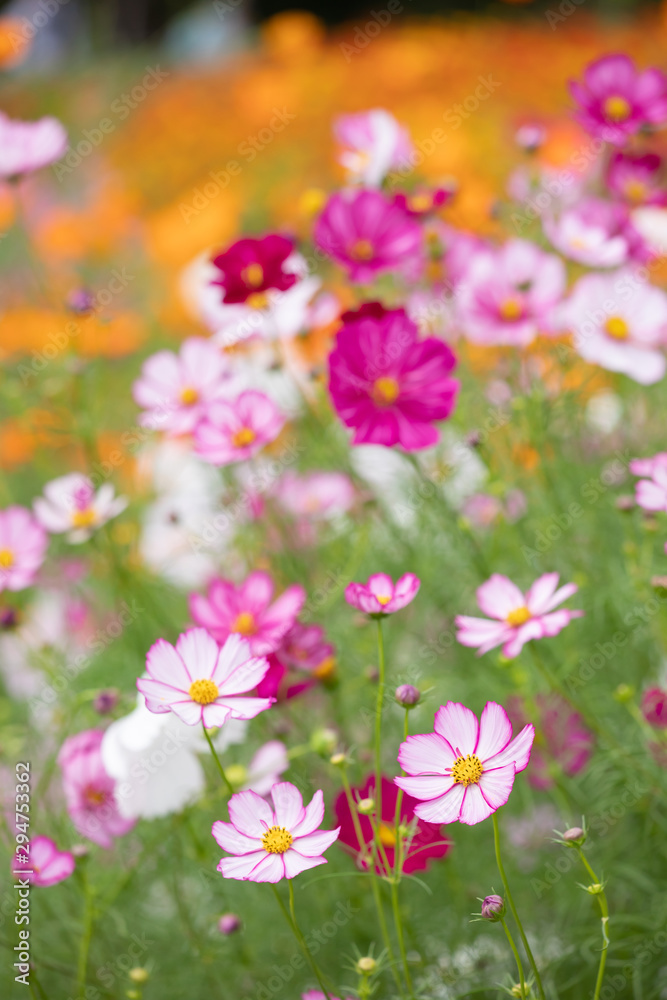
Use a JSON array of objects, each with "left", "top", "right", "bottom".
[
  {"left": 34, "top": 474, "right": 127, "bottom": 543},
  {"left": 395, "top": 701, "right": 535, "bottom": 826},
  {"left": 257, "top": 623, "right": 337, "bottom": 700},
  {"left": 212, "top": 781, "right": 340, "bottom": 882},
  {"left": 345, "top": 572, "right": 420, "bottom": 615},
  {"left": 138, "top": 628, "right": 273, "bottom": 728},
  {"left": 508, "top": 694, "right": 594, "bottom": 790},
  {"left": 456, "top": 238, "right": 565, "bottom": 346},
  {"left": 334, "top": 775, "right": 452, "bottom": 875},
  {"left": 194, "top": 390, "right": 285, "bottom": 466},
  {"left": 189, "top": 571, "right": 306, "bottom": 655},
  {"left": 211, "top": 235, "right": 297, "bottom": 305},
  {"left": 314, "top": 189, "right": 422, "bottom": 283},
  {"left": 328, "top": 304, "right": 459, "bottom": 450},
  {"left": 607, "top": 152, "right": 667, "bottom": 207},
  {"left": 631, "top": 453, "right": 667, "bottom": 511},
  {"left": 334, "top": 109, "right": 413, "bottom": 187},
  {"left": 0, "top": 112, "right": 67, "bottom": 178},
  {"left": 570, "top": 53, "right": 667, "bottom": 146},
  {"left": 0, "top": 506, "right": 48, "bottom": 592},
  {"left": 58, "top": 730, "right": 135, "bottom": 849},
  {"left": 133, "top": 337, "right": 231, "bottom": 436},
  {"left": 13, "top": 836, "right": 75, "bottom": 887},
  {"left": 394, "top": 186, "right": 454, "bottom": 218},
  {"left": 455, "top": 572, "right": 582, "bottom": 659},
  {"left": 641, "top": 688, "right": 667, "bottom": 728}
]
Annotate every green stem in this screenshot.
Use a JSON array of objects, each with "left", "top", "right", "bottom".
[
  {"left": 202, "top": 724, "right": 234, "bottom": 796},
  {"left": 77, "top": 869, "right": 95, "bottom": 997},
  {"left": 575, "top": 849, "right": 609, "bottom": 1000},
  {"left": 374, "top": 617, "right": 386, "bottom": 848},
  {"left": 339, "top": 766, "right": 371, "bottom": 866},
  {"left": 390, "top": 880, "right": 414, "bottom": 996},
  {"left": 371, "top": 877, "right": 405, "bottom": 999},
  {"left": 492, "top": 812, "right": 545, "bottom": 1000},
  {"left": 271, "top": 883, "right": 332, "bottom": 1000},
  {"left": 500, "top": 917, "right": 527, "bottom": 999}
]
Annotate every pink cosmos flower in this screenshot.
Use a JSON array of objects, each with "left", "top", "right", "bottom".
[
  {"left": 133, "top": 337, "right": 231, "bottom": 436},
  {"left": 345, "top": 572, "right": 420, "bottom": 615},
  {"left": 515, "top": 123, "right": 547, "bottom": 152},
  {"left": 558, "top": 270, "right": 667, "bottom": 385},
  {"left": 456, "top": 239, "right": 565, "bottom": 346},
  {"left": 641, "top": 687, "right": 667, "bottom": 728},
  {"left": 257, "top": 623, "right": 337, "bottom": 700},
  {"left": 455, "top": 572, "right": 582, "bottom": 659},
  {"left": 570, "top": 53, "right": 667, "bottom": 146},
  {"left": 34, "top": 474, "right": 128, "bottom": 543},
  {"left": 275, "top": 471, "right": 355, "bottom": 521},
  {"left": 303, "top": 994, "right": 353, "bottom": 1000},
  {"left": 58, "top": 730, "right": 135, "bottom": 848},
  {"left": 607, "top": 152, "right": 667, "bottom": 207},
  {"left": 631, "top": 454, "right": 667, "bottom": 511},
  {"left": 508, "top": 694, "right": 594, "bottom": 790},
  {"left": 543, "top": 197, "right": 645, "bottom": 268},
  {"left": 194, "top": 390, "right": 285, "bottom": 466},
  {"left": 13, "top": 835, "right": 75, "bottom": 887},
  {"left": 314, "top": 189, "right": 423, "bottom": 284},
  {"left": 212, "top": 235, "right": 298, "bottom": 304},
  {"left": 328, "top": 304, "right": 459, "bottom": 450},
  {"left": 189, "top": 571, "right": 306, "bottom": 655},
  {"left": 0, "top": 112, "right": 67, "bottom": 178},
  {"left": 394, "top": 185, "right": 454, "bottom": 218},
  {"left": 334, "top": 109, "right": 413, "bottom": 187},
  {"left": 137, "top": 628, "right": 273, "bottom": 728},
  {"left": 395, "top": 701, "right": 535, "bottom": 825},
  {"left": 0, "top": 506, "right": 48, "bottom": 592},
  {"left": 212, "top": 781, "right": 340, "bottom": 882}
]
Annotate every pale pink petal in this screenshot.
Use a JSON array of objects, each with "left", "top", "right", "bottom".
[
  {"left": 484, "top": 723, "right": 535, "bottom": 773},
  {"left": 245, "top": 852, "right": 285, "bottom": 883},
  {"left": 385, "top": 572, "right": 420, "bottom": 611},
  {"left": 524, "top": 573, "right": 560, "bottom": 615},
  {"left": 291, "top": 789, "right": 325, "bottom": 836},
  {"left": 219, "top": 695, "right": 273, "bottom": 720},
  {"left": 367, "top": 573, "right": 395, "bottom": 599},
  {"left": 228, "top": 789, "right": 274, "bottom": 837},
  {"left": 145, "top": 638, "right": 192, "bottom": 688},
  {"left": 211, "top": 820, "right": 260, "bottom": 856},
  {"left": 434, "top": 702, "right": 479, "bottom": 755},
  {"left": 475, "top": 702, "right": 513, "bottom": 761},
  {"left": 397, "top": 733, "right": 456, "bottom": 774},
  {"left": 271, "top": 782, "right": 305, "bottom": 829},
  {"left": 216, "top": 656, "right": 270, "bottom": 696},
  {"left": 169, "top": 699, "right": 204, "bottom": 726},
  {"left": 459, "top": 783, "right": 495, "bottom": 825},
  {"left": 394, "top": 774, "right": 455, "bottom": 800},
  {"left": 478, "top": 762, "right": 516, "bottom": 811},
  {"left": 212, "top": 634, "right": 255, "bottom": 684},
  {"left": 292, "top": 827, "right": 340, "bottom": 857},
  {"left": 240, "top": 570, "right": 274, "bottom": 615},
  {"left": 413, "top": 783, "right": 465, "bottom": 823},
  {"left": 282, "top": 850, "right": 327, "bottom": 879},
  {"left": 136, "top": 676, "right": 187, "bottom": 710},
  {"left": 201, "top": 702, "right": 233, "bottom": 728},
  {"left": 541, "top": 582, "right": 579, "bottom": 613},
  {"left": 176, "top": 628, "right": 220, "bottom": 680},
  {"left": 476, "top": 574, "right": 525, "bottom": 620},
  {"left": 502, "top": 619, "right": 544, "bottom": 658},
  {"left": 218, "top": 850, "right": 267, "bottom": 879}
]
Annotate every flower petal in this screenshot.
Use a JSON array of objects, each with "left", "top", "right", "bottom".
[
  {"left": 476, "top": 574, "right": 525, "bottom": 620},
  {"left": 291, "top": 789, "right": 325, "bottom": 837},
  {"left": 478, "top": 762, "right": 516, "bottom": 811},
  {"left": 292, "top": 827, "right": 340, "bottom": 857},
  {"left": 394, "top": 774, "right": 455, "bottom": 800},
  {"left": 271, "top": 782, "right": 305, "bottom": 829},
  {"left": 434, "top": 702, "right": 478, "bottom": 755},
  {"left": 218, "top": 850, "right": 267, "bottom": 880},
  {"left": 228, "top": 789, "right": 274, "bottom": 837},
  {"left": 146, "top": 638, "right": 191, "bottom": 689},
  {"left": 397, "top": 733, "right": 456, "bottom": 774},
  {"left": 475, "top": 702, "right": 513, "bottom": 761},
  {"left": 458, "top": 783, "right": 495, "bottom": 825},
  {"left": 244, "top": 852, "right": 285, "bottom": 883},
  {"left": 484, "top": 723, "right": 535, "bottom": 773},
  {"left": 176, "top": 628, "right": 220, "bottom": 680},
  {"left": 282, "top": 850, "right": 326, "bottom": 879},
  {"left": 413, "top": 783, "right": 465, "bottom": 824},
  {"left": 211, "top": 820, "right": 260, "bottom": 856}
]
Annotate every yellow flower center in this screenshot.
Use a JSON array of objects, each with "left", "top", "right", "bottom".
[
  {"left": 242, "top": 262, "right": 264, "bottom": 288},
  {"left": 603, "top": 95, "right": 632, "bottom": 123},
  {"left": 371, "top": 377, "right": 400, "bottom": 406},
  {"left": 375, "top": 594, "right": 392, "bottom": 606},
  {"left": 506, "top": 605, "right": 532, "bottom": 627},
  {"left": 313, "top": 656, "right": 337, "bottom": 681},
  {"left": 188, "top": 678, "right": 219, "bottom": 705},
  {"left": 378, "top": 822, "right": 397, "bottom": 847},
  {"left": 231, "top": 427, "right": 257, "bottom": 448},
  {"left": 180, "top": 386, "right": 199, "bottom": 406},
  {"left": 71, "top": 508, "right": 96, "bottom": 529},
  {"left": 451, "top": 754, "right": 483, "bottom": 786},
  {"left": 261, "top": 825, "right": 294, "bottom": 854},
  {"left": 624, "top": 180, "right": 647, "bottom": 204},
  {"left": 407, "top": 193, "right": 432, "bottom": 213},
  {"left": 605, "top": 316, "right": 629, "bottom": 340},
  {"left": 499, "top": 297, "right": 523, "bottom": 322},
  {"left": 0, "top": 549, "right": 14, "bottom": 568},
  {"left": 232, "top": 611, "right": 256, "bottom": 636},
  {"left": 84, "top": 786, "right": 107, "bottom": 806},
  {"left": 247, "top": 291, "right": 269, "bottom": 310},
  {"left": 350, "top": 239, "right": 374, "bottom": 261}
]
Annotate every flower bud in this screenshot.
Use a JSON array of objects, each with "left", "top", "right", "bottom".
[
  {"left": 218, "top": 913, "right": 241, "bottom": 935},
  {"left": 357, "top": 797, "right": 375, "bottom": 815},
  {"left": 395, "top": 684, "right": 420, "bottom": 708},
  {"left": 66, "top": 288, "right": 95, "bottom": 314},
  {"left": 615, "top": 495, "right": 635, "bottom": 512},
  {"left": 129, "top": 968, "right": 149, "bottom": 983},
  {"left": 481, "top": 894, "right": 505, "bottom": 921},
  {"left": 613, "top": 683, "right": 634, "bottom": 704},
  {"left": 586, "top": 882, "right": 604, "bottom": 895},
  {"left": 356, "top": 956, "right": 377, "bottom": 975},
  {"left": 93, "top": 689, "right": 119, "bottom": 715},
  {"left": 71, "top": 844, "right": 89, "bottom": 858},
  {"left": 310, "top": 727, "right": 337, "bottom": 757},
  {"left": 0, "top": 606, "right": 18, "bottom": 629},
  {"left": 562, "top": 827, "right": 586, "bottom": 846},
  {"left": 329, "top": 752, "right": 346, "bottom": 766}
]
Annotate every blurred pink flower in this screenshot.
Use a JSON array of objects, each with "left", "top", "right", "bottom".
[
  {"left": 544, "top": 197, "right": 645, "bottom": 268},
  {"left": 607, "top": 152, "right": 667, "bottom": 207},
  {"left": 641, "top": 687, "right": 667, "bottom": 728},
  {"left": 138, "top": 628, "right": 272, "bottom": 728},
  {"left": 34, "top": 474, "right": 127, "bottom": 543},
  {"left": 0, "top": 505, "right": 48, "bottom": 592},
  {"left": 275, "top": 471, "right": 355, "bottom": 521},
  {"left": 194, "top": 390, "right": 285, "bottom": 466},
  {"left": 514, "top": 123, "right": 547, "bottom": 151},
  {"left": 212, "top": 234, "right": 298, "bottom": 304},
  {"left": 393, "top": 185, "right": 454, "bottom": 218},
  {"left": 334, "top": 108, "right": 413, "bottom": 187},
  {"left": 13, "top": 835, "right": 75, "bottom": 887},
  {"left": 345, "top": 571, "right": 420, "bottom": 615},
  {"left": 456, "top": 572, "right": 582, "bottom": 659},
  {"left": 631, "top": 454, "right": 667, "bottom": 511},
  {"left": 461, "top": 493, "right": 502, "bottom": 528},
  {"left": 189, "top": 570, "right": 305, "bottom": 655},
  {"left": 0, "top": 112, "right": 67, "bottom": 178},
  {"left": 58, "top": 730, "right": 135, "bottom": 849},
  {"left": 570, "top": 53, "right": 667, "bottom": 146},
  {"left": 257, "top": 623, "right": 336, "bottom": 700},
  {"left": 395, "top": 701, "right": 535, "bottom": 825},
  {"left": 212, "top": 781, "right": 339, "bottom": 882},
  {"left": 509, "top": 694, "right": 594, "bottom": 789}
]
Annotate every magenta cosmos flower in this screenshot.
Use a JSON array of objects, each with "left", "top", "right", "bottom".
[
  {"left": 641, "top": 688, "right": 667, "bottom": 728},
  {"left": 509, "top": 694, "right": 594, "bottom": 790},
  {"left": 345, "top": 572, "right": 420, "bottom": 615},
  {"left": 0, "top": 112, "right": 67, "bottom": 178},
  {"left": 212, "top": 781, "right": 340, "bottom": 882},
  {"left": 133, "top": 337, "right": 231, "bottom": 436},
  {"left": 58, "top": 730, "right": 135, "bottom": 849},
  {"left": 334, "top": 108, "right": 413, "bottom": 187},
  {"left": 137, "top": 628, "right": 273, "bottom": 728},
  {"left": 607, "top": 152, "right": 667, "bottom": 207},
  {"left": 13, "top": 835, "right": 75, "bottom": 887},
  {"left": 328, "top": 304, "right": 459, "bottom": 450},
  {"left": 314, "top": 189, "right": 422, "bottom": 283},
  {"left": 455, "top": 572, "right": 582, "bottom": 659},
  {"left": 570, "top": 53, "right": 667, "bottom": 146},
  {"left": 34, "top": 474, "right": 127, "bottom": 543},
  {"left": 194, "top": 390, "right": 285, "bottom": 466},
  {"left": 395, "top": 701, "right": 535, "bottom": 825},
  {"left": 0, "top": 505, "right": 48, "bottom": 592},
  {"left": 190, "top": 571, "right": 305, "bottom": 655},
  {"left": 211, "top": 234, "right": 298, "bottom": 306}
]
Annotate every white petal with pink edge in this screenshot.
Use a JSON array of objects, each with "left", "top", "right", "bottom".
[{"left": 434, "top": 702, "right": 479, "bottom": 755}]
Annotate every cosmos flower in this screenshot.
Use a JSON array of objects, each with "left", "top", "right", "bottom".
[
  {"left": 0, "top": 111, "right": 67, "bottom": 178},
  {"left": 630, "top": 453, "right": 667, "bottom": 511},
  {"left": 257, "top": 623, "right": 337, "bottom": 700},
  {"left": 274, "top": 471, "right": 355, "bottom": 521},
  {"left": 334, "top": 108, "right": 413, "bottom": 187},
  {"left": 641, "top": 687, "right": 667, "bottom": 728},
  {"left": 212, "top": 781, "right": 340, "bottom": 882},
  {"left": 570, "top": 53, "right": 667, "bottom": 146},
  {"left": 543, "top": 197, "right": 642, "bottom": 269},
  {"left": 328, "top": 304, "right": 459, "bottom": 450},
  {"left": 455, "top": 572, "right": 582, "bottom": 659},
  {"left": 393, "top": 185, "right": 455, "bottom": 218},
  {"left": 132, "top": 337, "right": 231, "bottom": 436},
  {"left": 0, "top": 505, "right": 48, "bottom": 593},
  {"left": 194, "top": 390, "right": 285, "bottom": 466},
  {"left": 334, "top": 775, "right": 452, "bottom": 875},
  {"left": 345, "top": 572, "right": 420, "bottom": 615},
  {"left": 508, "top": 694, "right": 594, "bottom": 790},
  {"left": 34, "top": 474, "right": 128, "bottom": 543},
  {"left": 606, "top": 152, "right": 667, "bottom": 207},
  {"left": 394, "top": 701, "right": 535, "bottom": 825},
  {"left": 189, "top": 571, "right": 306, "bottom": 655},
  {"left": 212, "top": 234, "right": 298, "bottom": 304},
  {"left": 314, "top": 189, "right": 422, "bottom": 283},
  {"left": 13, "top": 836, "right": 75, "bottom": 887},
  {"left": 137, "top": 629, "right": 273, "bottom": 728}
]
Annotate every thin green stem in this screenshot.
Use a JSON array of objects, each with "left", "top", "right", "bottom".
[
  {"left": 371, "top": 877, "right": 405, "bottom": 999},
  {"left": 271, "top": 883, "right": 331, "bottom": 1000},
  {"left": 575, "top": 849, "right": 609, "bottom": 1000},
  {"left": 500, "top": 917, "right": 527, "bottom": 999},
  {"left": 202, "top": 724, "right": 234, "bottom": 796},
  {"left": 492, "top": 811, "right": 545, "bottom": 1000},
  {"left": 339, "top": 766, "right": 370, "bottom": 866},
  {"left": 390, "top": 880, "right": 414, "bottom": 996},
  {"left": 77, "top": 869, "right": 95, "bottom": 997},
  {"left": 374, "top": 617, "right": 386, "bottom": 848}
]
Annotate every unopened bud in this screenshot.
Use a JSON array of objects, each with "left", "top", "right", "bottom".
[
  {"left": 310, "top": 727, "right": 337, "bottom": 757},
  {"left": 586, "top": 882, "right": 604, "bottom": 895},
  {"left": 562, "top": 827, "right": 586, "bottom": 846},
  {"left": 481, "top": 894, "right": 505, "bottom": 921},
  {"left": 329, "top": 752, "right": 346, "bottom": 766},
  {"left": 218, "top": 913, "right": 241, "bottom": 935},
  {"left": 615, "top": 495, "right": 635, "bottom": 512},
  {"left": 93, "top": 688, "right": 119, "bottom": 715},
  {"left": 613, "top": 683, "right": 634, "bottom": 704},
  {"left": 395, "top": 684, "right": 420, "bottom": 708},
  {"left": 357, "top": 797, "right": 375, "bottom": 815},
  {"left": 129, "top": 968, "right": 149, "bottom": 983},
  {"left": 356, "top": 956, "right": 377, "bottom": 975}
]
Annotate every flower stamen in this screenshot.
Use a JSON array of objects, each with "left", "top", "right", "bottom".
[
  {"left": 188, "top": 678, "right": 219, "bottom": 705},
  {"left": 506, "top": 605, "right": 532, "bottom": 627},
  {"left": 451, "top": 754, "right": 483, "bottom": 786},
  {"left": 261, "top": 826, "right": 293, "bottom": 854}
]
